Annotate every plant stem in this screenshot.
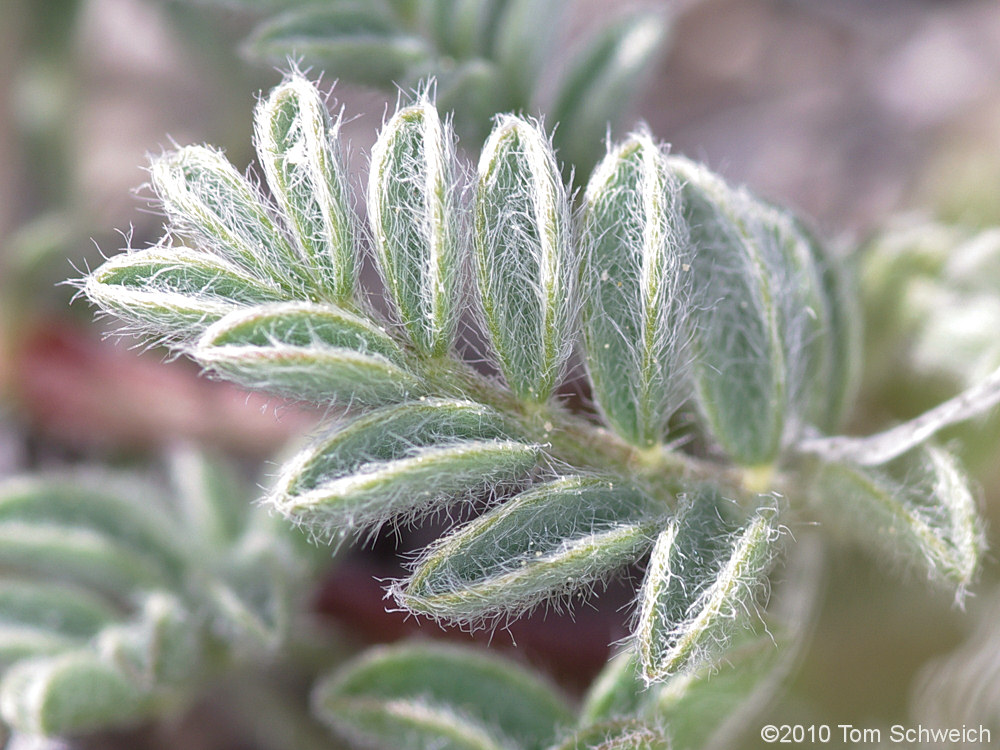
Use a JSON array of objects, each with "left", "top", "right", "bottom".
[{"left": 420, "top": 354, "right": 752, "bottom": 503}]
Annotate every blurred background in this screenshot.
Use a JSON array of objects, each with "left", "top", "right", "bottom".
[{"left": 2, "top": 0, "right": 1000, "bottom": 747}]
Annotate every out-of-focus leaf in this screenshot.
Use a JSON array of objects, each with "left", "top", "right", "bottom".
[
  {"left": 0, "top": 479, "right": 187, "bottom": 587},
  {"left": 203, "top": 525, "right": 307, "bottom": 653},
  {"left": 95, "top": 594, "right": 200, "bottom": 690},
  {"left": 0, "top": 653, "right": 147, "bottom": 737},
  {"left": 313, "top": 643, "right": 573, "bottom": 750},
  {"left": 0, "top": 524, "right": 171, "bottom": 597},
  {"left": 667, "top": 157, "right": 788, "bottom": 467},
  {"left": 435, "top": 59, "right": 503, "bottom": 146},
  {"left": 810, "top": 446, "right": 982, "bottom": 594},
  {"left": 169, "top": 449, "right": 247, "bottom": 546},
  {"left": 245, "top": 6, "right": 431, "bottom": 89},
  {"left": 419, "top": 0, "right": 498, "bottom": 58},
  {"left": 550, "top": 13, "right": 667, "bottom": 176},
  {"left": 493, "top": 0, "right": 560, "bottom": 105},
  {"left": 796, "top": 220, "right": 861, "bottom": 432},
  {"left": 578, "top": 650, "right": 648, "bottom": 727},
  {"left": 0, "top": 581, "right": 116, "bottom": 666},
  {"left": 651, "top": 625, "right": 791, "bottom": 750}
]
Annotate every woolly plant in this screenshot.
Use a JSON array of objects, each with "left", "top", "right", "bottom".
[
  {"left": 80, "top": 73, "right": 997, "bottom": 742},
  {"left": 0, "top": 451, "right": 319, "bottom": 741}
]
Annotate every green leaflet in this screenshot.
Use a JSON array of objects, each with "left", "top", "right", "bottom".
[
  {"left": 668, "top": 157, "right": 789, "bottom": 468},
  {"left": 0, "top": 581, "right": 117, "bottom": 643},
  {"left": 245, "top": 6, "right": 431, "bottom": 89},
  {"left": 313, "top": 643, "right": 573, "bottom": 750},
  {"left": 96, "top": 594, "right": 200, "bottom": 690},
  {"left": 197, "top": 301, "right": 402, "bottom": 355},
  {"left": 88, "top": 247, "right": 283, "bottom": 304},
  {"left": 369, "top": 99, "right": 460, "bottom": 356},
  {"left": 492, "top": 0, "right": 560, "bottom": 105},
  {"left": 548, "top": 720, "right": 670, "bottom": 750},
  {"left": 0, "top": 628, "right": 81, "bottom": 670},
  {"left": 256, "top": 73, "right": 357, "bottom": 301},
  {"left": 578, "top": 650, "right": 648, "bottom": 727},
  {"left": 85, "top": 247, "right": 284, "bottom": 341},
  {"left": 275, "top": 442, "right": 539, "bottom": 539},
  {"left": 204, "top": 531, "right": 304, "bottom": 653},
  {"left": 400, "top": 476, "right": 664, "bottom": 621},
  {"left": 475, "top": 115, "right": 573, "bottom": 402},
  {"left": 0, "top": 524, "right": 174, "bottom": 599},
  {"left": 0, "top": 652, "right": 148, "bottom": 737},
  {"left": 150, "top": 146, "right": 305, "bottom": 293},
  {"left": 810, "top": 446, "right": 982, "bottom": 592},
  {"left": 269, "top": 399, "right": 539, "bottom": 536},
  {"left": 796, "top": 219, "right": 861, "bottom": 432},
  {"left": 0, "top": 479, "right": 187, "bottom": 585},
  {"left": 169, "top": 448, "right": 247, "bottom": 546},
  {"left": 193, "top": 302, "right": 421, "bottom": 404},
  {"left": 550, "top": 13, "right": 667, "bottom": 177},
  {"left": 635, "top": 491, "right": 779, "bottom": 682},
  {"left": 580, "top": 132, "right": 691, "bottom": 447},
  {"left": 650, "top": 625, "right": 791, "bottom": 750},
  {"left": 435, "top": 59, "right": 503, "bottom": 147},
  {"left": 581, "top": 629, "right": 790, "bottom": 749},
  {"left": 419, "top": 0, "right": 503, "bottom": 58}
]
